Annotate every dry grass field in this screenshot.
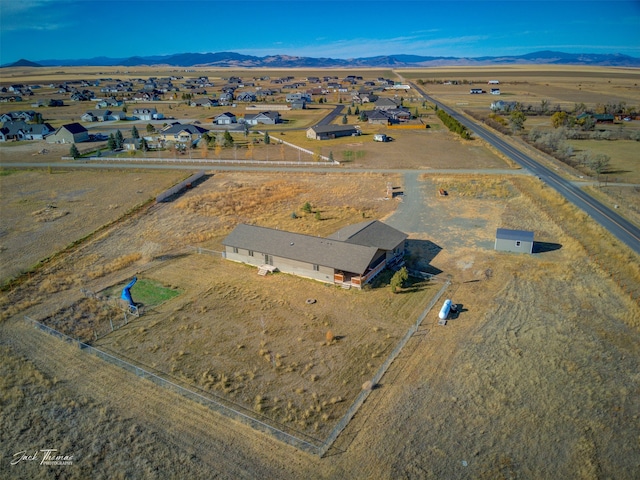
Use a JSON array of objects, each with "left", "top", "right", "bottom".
[{"left": 1, "top": 66, "right": 639, "bottom": 479}]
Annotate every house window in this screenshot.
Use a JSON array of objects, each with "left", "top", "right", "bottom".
[
  {"left": 232, "top": 247, "right": 238, "bottom": 254},
  {"left": 515, "top": 241, "right": 521, "bottom": 247},
  {"left": 313, "top": 264, "right": 319, "bottom": 271}
]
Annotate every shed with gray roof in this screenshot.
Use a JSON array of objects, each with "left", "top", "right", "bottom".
[{"left": 495, "top": 228, "right": 534, "bottom": 254}]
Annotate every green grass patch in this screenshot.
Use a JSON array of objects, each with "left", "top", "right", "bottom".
[{"left": 104, "top": 278, "right": 181, "bottom": 307}]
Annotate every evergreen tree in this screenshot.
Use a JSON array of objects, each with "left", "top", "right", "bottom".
[
  {"left": 347, "top": 106, "right": 352, "bottom": 115},
  {"left": 341, "top": 114, "right": 348, "bottom": 124},
  {"left": 141, "top": 138, "right": 149, "bottom": 151},
  {"left": 264, "top": 131, "right": 271, "bottom": 145},
  {"left": 354, "top": 106, "right": 360, "bottom": 115},
  {"left": 131, "top": 125, "right": 139, "bottom": 139},
  {"left": 223, "top": 130, "right": 234, "bottom": 147},
  {"left": 146, "top": 123, "right": 155, "bottom": 134},
  {"left": 107, "top": 133, "right": 116, "bottom": 150},
  {"left": 115, "top": 130, "right": 124, "bottom": 149},
  {"left": 69, "top": 144, "right": 80, "bottom": 158}
]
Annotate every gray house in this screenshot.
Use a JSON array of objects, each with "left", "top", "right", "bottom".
[
  {"left": 495, "top": 228, "right": 534, "bottom": 254},
  {"left": 223, "top": 220, "right": 407, "bottom": 289}
]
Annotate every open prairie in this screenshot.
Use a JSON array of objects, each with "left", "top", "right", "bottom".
[{"left": 1, "top": 66, "right": 640, "bottom": 479}]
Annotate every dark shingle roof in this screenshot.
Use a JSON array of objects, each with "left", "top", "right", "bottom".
[
  {"left": 223, "top": 224, "right": 379, "bottom": 274},
  {"left": 328, "top": 220, "right": 408, "bottom": 250},
  {"left": 61, "top": 122, "right": 88, "bottom": 134}
]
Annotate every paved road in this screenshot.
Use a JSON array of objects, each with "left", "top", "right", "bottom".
[
  {"left": 315, "top": 104, "right": 345, "bottom": 126},
  {"left": 409, "top": 82, "right": 640, "bottom": 255}
]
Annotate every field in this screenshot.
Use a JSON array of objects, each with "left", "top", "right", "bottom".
[{"left": 1, "top": 66, "right": 640, "bottom": 479}]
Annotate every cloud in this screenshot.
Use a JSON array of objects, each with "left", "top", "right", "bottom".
[
  {"left": 0, "top": 0, "right": 76, "bottom": 32},
  {"left": 238, "top": 34, "right": 490, "bottom": 59}
]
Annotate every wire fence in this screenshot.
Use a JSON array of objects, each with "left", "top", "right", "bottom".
[
  {"left": 24, "top": 279, "right": 450, "bottom": 457},
  {"left": 73, "top": 156, "right": 339, "bottom": 167}
]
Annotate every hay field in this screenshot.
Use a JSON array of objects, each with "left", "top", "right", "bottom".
[{"left": 0, "top": 168, "right": 184, "bottom": 284}]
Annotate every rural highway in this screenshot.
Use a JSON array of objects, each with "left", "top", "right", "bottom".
[{"left": 409, "top": 82, "right": 640, "bottom": 255}]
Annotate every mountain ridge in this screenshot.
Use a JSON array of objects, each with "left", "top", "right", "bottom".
[{"left": 3, "top": 50, "right": 639, "bottom": 68}]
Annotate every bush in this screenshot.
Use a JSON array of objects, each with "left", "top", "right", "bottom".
[{"left": 390, "top": 267, "right": 408, "bottom": 293}]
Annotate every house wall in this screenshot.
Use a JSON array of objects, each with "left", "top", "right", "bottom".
[
  {"left": 224, "top": 246, "right": 336, "bottom": 284},
  {"left": 494, "top": 237, "right": 533, "bottom": 254}
]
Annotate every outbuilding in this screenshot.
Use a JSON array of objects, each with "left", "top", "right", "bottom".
[{"left": 495, "top": 228, "right": 534, "bottom": 254}]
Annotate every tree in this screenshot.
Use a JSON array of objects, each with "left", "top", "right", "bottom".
[
  {"left": 107, "top": 133, "right": 116, "bottom": 150},
  {"left": 347, "top": 106, "right": 352, "bottom": 115},
  {"left": 115, "top": 129, "right": 124, "bottom": 149},
  {"left": 354, "top": 106, "right": 360, "bottom": 115},
  {"left": 359, "top": 111, "right": 368, "bottom": 122},
  {"left": 146, "top": 123, "right": 155, "bottom": 134},
  {"left": 131, "top": 125, "right": 139, "bottom": 139},
  {"left": 302, "top": 201, "right": 312, "bottom": 214},
  {"left": 589, "top": 153, "right": 611, "bottom": 179},
  {"left": 550, "top": 111, "right": 568, "bottom": 128},
  {"left": 540, "top": 99, "right": 549, "bottom": 115},
  {"left": 69, "top": 144, "right": 80, "bottom": 158},
  {"left": 141, "top": 138, "right": 149, "bottom": 152},
  {"left": 223, "top": 130, "right": 234, "bottom": 147},
  {"left": 390, "top": 267, "right": 409, "bottom": 293},
  {"left": 263, "top": 131, "right": 270, "bottom": 145},
  {"left": 328, "top": 151, "right": 334, "bottom": 162},
  {"left": 509, "top": 110, "right": 527, "bottom": 133},
  {"left": 341, "top": 114, "right": 348, "bottom": 124}
]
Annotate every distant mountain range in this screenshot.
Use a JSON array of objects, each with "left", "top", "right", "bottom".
[{"left": 4, "top": 50, "right": 640, "bottom": 68}]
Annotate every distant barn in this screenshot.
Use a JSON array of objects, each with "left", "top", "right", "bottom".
[{"left": 495, "top": 228, "right": 534, "bottom": 254}]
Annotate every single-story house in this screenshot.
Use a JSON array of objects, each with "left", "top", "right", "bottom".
[
  {"left": 0, "top": 121, "right": 26, "bottom": 141},
  {"left": 223, "top": 220, "right": 407, "bottom": 289},
  {"left": 46, "top": 123, "right": 89, "bottom": 144},
  {"left": 495, "top": 228, "right": 534, "bottom": 254},
  {"left": 158, "top": 123, "right": 209, "bottom": 143},
  {"left": 374, "top": 98, "right": 401, "bottom": 111},
  {"left": 290, "top": 100, "right": 306, "bottom": 110},
  {"left": 307, "top": 124, "right": 360, "bottom": 140},
  {"left": 80, "top": 109, "right": 124, "bottom": 122},
  {"left": 190, "top": 98, "right": 219, "bottom": 107},
  {"left": 242, "top": 111, "right": 281, "bottom": 125},
  {"left": 132, "top": 108, "right": 162, "bottom": 121},
  {"left": 213, "top": 112, "right": 237, "bottom": 125}
]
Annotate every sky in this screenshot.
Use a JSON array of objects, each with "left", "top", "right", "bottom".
[{"left": 1, "top": 0, "right": 639, "bottom": 64}]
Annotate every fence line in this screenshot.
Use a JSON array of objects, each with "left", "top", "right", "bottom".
[
  {"left": 24, "top": 315, "right": 324, "bottom": 454},
  {"left": 77, "top": 156, "right": 339, "bottom": 167},
  {"left": 317, "top": 279, "right": 450, "bottom": 457},
  {"left": 187, "top": 246, "right": 225, "bottom": 256},
  {"left": 25, "top": 279, "right": 450, "bottom": 457}
]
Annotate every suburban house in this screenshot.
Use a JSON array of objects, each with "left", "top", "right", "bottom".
[
  {"left": 190, "top": 98, "right": 219, "bottom": 107},
  {"left": 158, "top": 123, "right": 209, "bottom": 143},
  {"left": 132, "top": 108, "right": 162, "bottom": 121},
  {"left": 306, "top": 124, "right": 360, "bottom": 140},
  {"left": 95, "top": 98, "right": 123, "bottom": 108},
  {"left": 286, "top": 93, "right": 312, "bottom": 103},
  {"left": 81, "top": 109, "right": 125, "bottom": 122},
  {"left": 46, "top": 123, "right": 89, "bottom": 144},
  {"left": 242, "top": 111, "right": 281, "bottom": 125},
  {"left": 1, "top": 120, "right": 56, "bottom": 141},
  {"left": 495, "top": 228, "right": 534, "bottom": 254},
  {"left": 0, "top": 110, "right": 37, "bottom": 122},
  {"left": 213, "top": 112, "right": 237, "bottom": 125},
  {"left": 222, "top": 220, "right": 407, "bottom": 289},
  {"left": 290, "top": 100, "right": 307, "bottom": 110},
  {"left": 374, "top": 98, "right": 402, "bottom": 111}
]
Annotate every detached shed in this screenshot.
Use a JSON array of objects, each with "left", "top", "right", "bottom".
[{"left": 495, "top": 228, "right": 534, "bottom": 254}]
